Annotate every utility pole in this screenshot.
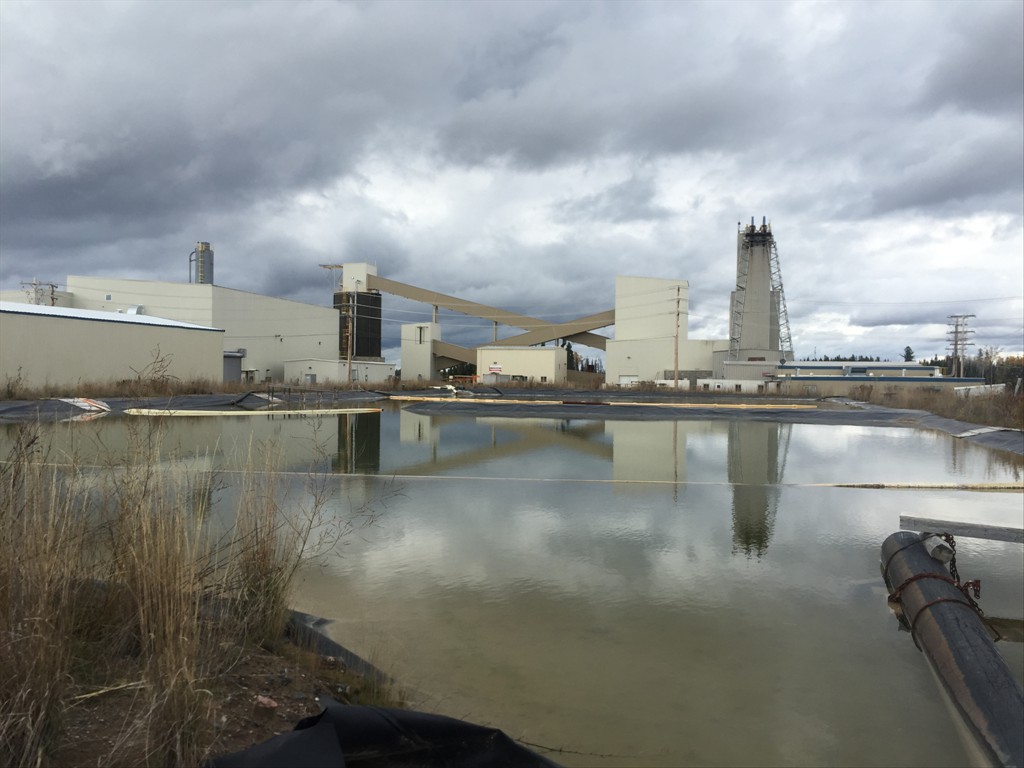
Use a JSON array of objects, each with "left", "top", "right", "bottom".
[
  {"left": 673, "top": 285, "right": 680, "bottom": 389},
  {"left": 21, "top": 279, "right": 59, "bottom": 306},
  {"left": 946, "top": 314, "right": 976, "bottom": 378}
]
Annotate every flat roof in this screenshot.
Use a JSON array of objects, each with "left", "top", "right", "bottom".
[
  {"left": 780, "top": 361, "right": 939, "bottom": 369},
  {"left": 0, "top": 301, "right": 223, "bottom": 331}
]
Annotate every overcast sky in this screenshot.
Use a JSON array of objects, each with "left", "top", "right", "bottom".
[{"left": 1, "top": 0, "right": 1021, "bottom": 361}]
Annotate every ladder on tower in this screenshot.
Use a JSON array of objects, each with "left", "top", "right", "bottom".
[
  {"left": 729, "top": 242, "right": 750, "bottom": 360},
  {"left": 768, "top": 239, "right": 794, "bottom": 361}
]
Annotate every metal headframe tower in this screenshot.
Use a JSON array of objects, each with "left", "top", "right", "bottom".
[
  {"left": 769, "top": 236, "right": 794, "bottom": 360},
  {"left": 730, "top": 218, "right": 794, "bottom": 361}
]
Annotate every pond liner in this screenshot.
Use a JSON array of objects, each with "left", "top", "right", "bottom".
[
  {"left": 881, "top": 531, "right": 1024, "bottom": 768},
  {"left": 0, "top": 391, "right": 389, "bottom": 424},
  {"left": 285, "top": 610, "right": 391, "bottom": 688},
  {"left": 207, "top": 697, "right": 560, "bottom": 768},
  {"left": 205, "top": 612, "right": 559, "bottom": 767}
]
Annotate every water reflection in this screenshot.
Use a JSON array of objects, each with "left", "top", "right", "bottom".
[
  {"left": 729, "top": 421, "right": 790, "bottom": 557},
  {"left": 3, "top": 407, "right": 1021, "bottom": 767},
  {"left": 334, "top": 412, "right": 381, "bottom": 473}
]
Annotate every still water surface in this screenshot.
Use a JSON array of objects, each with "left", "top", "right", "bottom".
[{"left": 7, "top": 406, "right": 1023, "bottom": 766}]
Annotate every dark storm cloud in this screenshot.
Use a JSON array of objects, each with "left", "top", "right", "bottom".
[
  {"left": 866, "top": 125, "right": 1024, "bottom": 217},
  {"left": 919, "top": 1, "right": 1024, "bottom": 117},
  {"left": 553, "top": 175, "right": 672, "bottom": 224},
  {"left": 435, "top": 6, "right": 792, "bottom": 168},
  {"left": 0, "top": 0, "right": 441, "bottom": 250}
]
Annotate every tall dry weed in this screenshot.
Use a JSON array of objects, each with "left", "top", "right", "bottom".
[
  {"left": 1, "top": 413, "right": 391, "bottom": 766},
  {"left": 0, "top": 424, "right": 87, "bottom": 767}
]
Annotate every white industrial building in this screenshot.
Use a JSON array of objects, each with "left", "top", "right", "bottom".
[
  {"left": 339, "top": 219, "right": 791, "bottom": 387},
  {"left": 0, "top": 240, "right": 380, "bottom": 388},
  {"left": 61, "top": 275, "right": 340, "bottom": 383},
  {"left": 5, "top": 222, "right": 897, "bottom": 393},
  {"left": 476, "top": 346, "right": 568, "bottom": 385},
  {"left": 604, "top": 276, "right": 730, "bottom": 387},
  {"left": 0, "top": 301, "right": 224, "bottom": 389}
]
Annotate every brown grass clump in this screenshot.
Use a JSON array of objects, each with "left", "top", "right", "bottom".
[{"left": 0, "top": 415, "right": 387, "bottom": 767}]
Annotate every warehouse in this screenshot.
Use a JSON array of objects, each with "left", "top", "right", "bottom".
[{"left": 0, "top": 301, "right": 223, "bottom": 389}]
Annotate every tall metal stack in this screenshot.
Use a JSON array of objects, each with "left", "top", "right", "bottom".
[{"left": 193, "top": 242, "right": 214, "bottom": 285}]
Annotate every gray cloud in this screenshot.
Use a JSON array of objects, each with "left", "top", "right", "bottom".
[
  {"left": 919, "top": 1, "right": 1024, "bottom": 117},
  {"left": 553, "top": 175, "right": 671, "bottom": 223},
  {"left": 0, "top": 0, "right": 1021, "bottom": 359}
]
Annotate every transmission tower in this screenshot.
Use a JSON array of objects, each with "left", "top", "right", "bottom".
[{"left": 946, "top": 314, "right": 975, "bottom": 377}]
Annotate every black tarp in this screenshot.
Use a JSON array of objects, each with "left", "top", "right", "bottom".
[
  {"left": 0, "top": 391, "right": 388, "bottom": 424},
  {"left": 207, "top": 699, "right": 559, "bottom": 768}
]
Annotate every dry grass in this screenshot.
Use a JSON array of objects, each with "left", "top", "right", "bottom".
[
  {"left": 0, "top": 415, "right": 387, "bottom": 767},
  {"left": 853, "top": 385, "right": 1024, "bottom": 430}
]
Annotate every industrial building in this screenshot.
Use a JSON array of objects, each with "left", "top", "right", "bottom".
[
  {"left": 1, "top": 224, "right": 979, "bottom": 395},
  {"left": 0, "top": 243, "right": 392, "bottom": 389},
  {"left": 0, "top": 301, "right": 223, "bottom": 389},
  {"left": 334, "top": 219, "right": 790, "bottom": 387}
]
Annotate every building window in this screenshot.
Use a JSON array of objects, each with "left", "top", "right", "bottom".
[
  {"left": 541, "top": 376, "right": 547, "bottom": 383},
  {"left": 735, "top": 384, "right": 742, "bottom": 392}
]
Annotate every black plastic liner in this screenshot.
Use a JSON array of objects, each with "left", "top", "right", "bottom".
[
  {"left": 207, "top": 698, "right": 559, "bottom": 768},
  {"left": 209, "top": 611, "right": 559, "bottom": 768},
  {"left": 0, "top": 391, "right": 387, "bottom": 424}
]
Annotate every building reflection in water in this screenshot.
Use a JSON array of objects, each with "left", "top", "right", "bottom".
[
  {"left": 728, "top": 420, "right": 790, "bottom": 557},
  {"left": 334, "top": 412, "right": 382, "bottom": 473},
  {"left": 386, "top": 409, "right": 791, "bottom": 556}
]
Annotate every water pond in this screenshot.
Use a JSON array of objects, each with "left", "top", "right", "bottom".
[{"left": 6, "top": 405, "right": 1022, "bottom": 766}]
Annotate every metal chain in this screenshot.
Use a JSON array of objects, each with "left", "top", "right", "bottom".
[{"left": 940, "top": 533, "right": 983, "bottom": 610}]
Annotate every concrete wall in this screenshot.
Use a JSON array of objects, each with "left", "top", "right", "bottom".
[
  {"left": 475, "top": 346, "right": 567, "bottom": 384},
  {"left": 212, "top": 288, "right": 337, "bottom": 382},
  {"left": 67, "top": 276, "right": 216, "bottom": 326},
  {"left": 696, "top": 378, "right": 781, "bottom": 395},
  {"left": 606, "top": 276, "right": 696, "bottom": 385},
  {"left": 401, "top": 322, "right": 441, "bottom": 382},
  {"left": 1, "top": 304, "right": 223, "bottom": 390},
  {"left": 340, "top": 263, "right": 377, "bottom": 293},
  {"left": 284, "top": 358, "right": 396, "bottom": 385},
  {"left": 64, "top": 277, "right": 339, "bottom": 382}
]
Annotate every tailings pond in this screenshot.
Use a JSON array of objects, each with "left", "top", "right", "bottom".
[{"left": 4, "top": 402, "right": 1022, "bottom": 766}]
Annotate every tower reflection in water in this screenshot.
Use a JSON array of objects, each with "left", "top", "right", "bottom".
[
  {"left": 335, "top": 409, "right": 791, "bottom": 557},
  {"left": 333, "top": 412, "right": 381, "bottom": 474}
]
